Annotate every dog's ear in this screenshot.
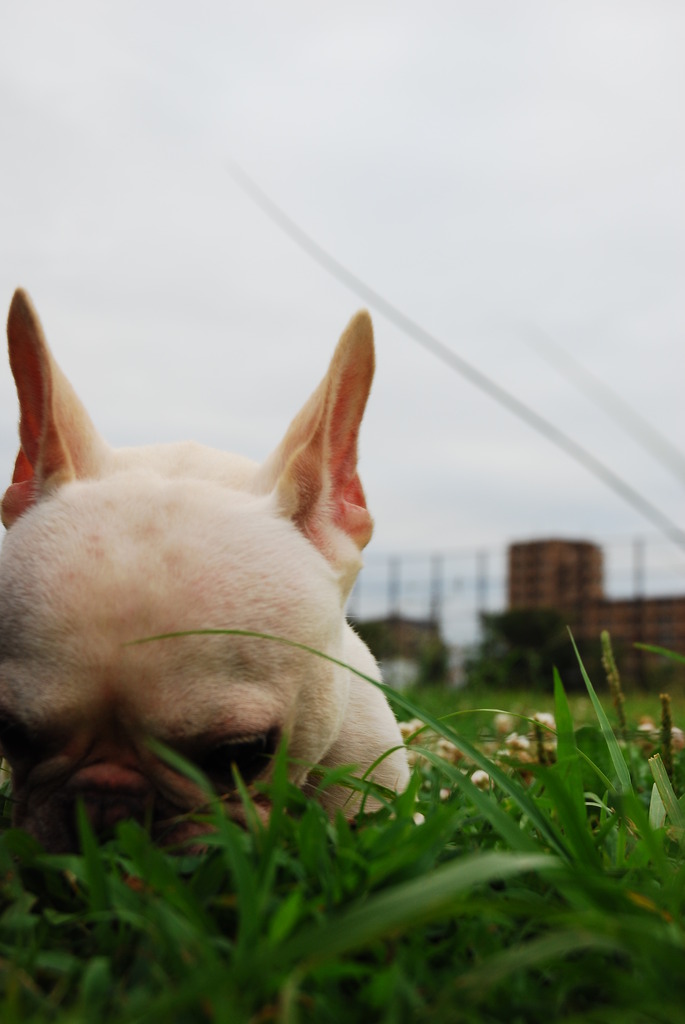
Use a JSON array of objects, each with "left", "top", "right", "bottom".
[
  {"left": 256, "top": 311, "right": 375, "bottom": 575},
  {"left": 2, "top": 289, "right": 105, "bottom": 527}
]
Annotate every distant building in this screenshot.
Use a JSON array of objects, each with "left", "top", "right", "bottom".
[
  {"left": 508, "top": 539, "right": 603, "bottom": 611},
  {"left": 508, "top": 538, "right": 685, "bottom": 685},
  {"left": 351, "top": 613, "right": 453, "bottom": 687}
]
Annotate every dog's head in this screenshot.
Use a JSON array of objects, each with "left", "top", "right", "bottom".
[{"left": 0, "top": 290, "right": 383, "bottom": 851}]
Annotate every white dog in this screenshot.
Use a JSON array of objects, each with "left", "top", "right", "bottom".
[{"left": 0, "top": 290, "right": 409, "bottom": 851}]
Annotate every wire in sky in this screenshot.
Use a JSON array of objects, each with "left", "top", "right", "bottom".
[
  {"left": 227, "top": 162, "right": 685, "bottom": 553},
  {"left": 522, "top": 327, "right": 685, "bottom": 484}
]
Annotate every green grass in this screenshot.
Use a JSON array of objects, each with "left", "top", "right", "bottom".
[
  {"left": 402, "top": 679, "right": 685, "bottom": 736},
  {"left": 2, "top": 649, "right": 685, "bottom": 1023}
]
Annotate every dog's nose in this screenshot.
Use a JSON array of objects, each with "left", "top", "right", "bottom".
[
  {"left": 78, "top": 787, "right": 152, "bottom": 835},
  {"left": 68, "top": 762, "right": 153, "bottom": 837}
]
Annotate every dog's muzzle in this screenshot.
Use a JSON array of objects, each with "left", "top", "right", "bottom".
[{"left": 67, "top": 762, "right": 154, "bottom": 837}]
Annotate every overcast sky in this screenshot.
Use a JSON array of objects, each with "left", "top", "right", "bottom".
[{"left": 1, "top": 3, "right": 683, "bottom": 620}]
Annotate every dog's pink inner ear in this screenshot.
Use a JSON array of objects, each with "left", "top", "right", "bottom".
[
  {"left": 1, "top": 451, "right": 35, "bottom": 527},
  {"left": 2, "top": 289, "right": 103, "bottom": 527},
  {"left": 11, "top": 449, "right": 33, "bottom": 487},
  {"left": 267, "top": 311, "right": 375, "bottom": 563},
  {"left": 11, "top": 328, "right": 46, "bottom": 470},
  {"left": 10, "top": 314, "right": 69, "bottom": 484},
  {"left": 324, "top": 363, "right": 373, "bottom": 548}
]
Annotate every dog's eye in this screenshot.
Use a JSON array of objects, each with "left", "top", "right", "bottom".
[
  {"left": 200, "top": 730, "right": 276, "bottom": 788},
  {"left": 0, "top": 714, "right": 34, "bottom": 763}
]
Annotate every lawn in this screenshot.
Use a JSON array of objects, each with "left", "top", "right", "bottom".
[
  {"left": 402, "top": 678, "right": 685, "bottom": 739},
  {"left": 2, "top": 645, "right": 685, "bottom": 1023}
]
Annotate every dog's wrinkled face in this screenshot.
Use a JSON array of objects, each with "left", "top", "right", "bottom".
[
  {"left": 0, "top": 291, "right": 409, "bottom": 851},
  {"left": 0, "top": 480, "right": 347, "bottom": 850}
]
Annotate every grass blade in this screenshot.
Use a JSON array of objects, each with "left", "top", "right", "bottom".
[
  {"left": 649, "top": 783, "right": 666, "bottom": 831},
  {"left": 568, "top": 630, "right": 632, "bottom": 795},
  {"left": 649, "top": 753, "right": 685, "bottom": 833},
  {"left": 280, "top": 851, "right": 557, "bottom": 966},
  {"left": 635, "top": 643, "right": 685, "bottom": 666},
  {"left": 456, "top": 927, "right": 622, "bottom": 995},
  {"left": 553, "top": 667, "right": 585, "bottom": 808}
]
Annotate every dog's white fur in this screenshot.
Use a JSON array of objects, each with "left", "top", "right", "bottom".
[{"left": 0, "top": 290, "right": 409, "bottom": 851}]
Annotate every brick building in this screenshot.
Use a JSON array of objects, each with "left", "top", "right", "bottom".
[
  {"left": 508, "top": 539, "right": 685, "bottom": 685},
  {"left": 508, "top": 540, "right": 603, "bottom": 610}
]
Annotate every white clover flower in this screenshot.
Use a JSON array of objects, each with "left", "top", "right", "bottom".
[
  {"left": 494, "top": 713, "right": 515, "bottom": 735},
  {"left": 399, "top": 718, "right": 426, "bottom": 743},
  {"left": 531, "top": 711, "right": 557, "bottom": 755},
  {"left": 471, "top": 769, "right": 491, "bottom": 790},
  {"left": 413, "top": 811, "right": 426, "bottom": 825},
  {"left": 436, "top": 737, "right": 463, "bottom": 765},
  {"left": 504, "top": 731, "right": 531, "bottom": 752}
]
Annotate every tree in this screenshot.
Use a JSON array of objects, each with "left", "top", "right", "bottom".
[{"left": 466, "top": 608, "right": 600, "bottom": 691}]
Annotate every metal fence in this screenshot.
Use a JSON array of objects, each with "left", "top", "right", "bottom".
[{"left": 348, "top": 535, "right": 685, "bottom": 648}]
